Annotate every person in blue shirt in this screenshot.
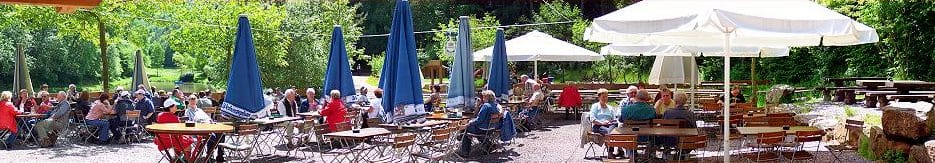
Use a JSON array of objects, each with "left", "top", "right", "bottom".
[
  {"left": 459, "top": 90, "right": 501, "bottom": 156},
  {"left": 618, "top": 89, "right": 656, "bottom": 123},
  {"left": 589, "top": 88, "right": 617, "bottom": 135},
  {"left": 134, "top": 90, "right": 156, "bottom": 125}
]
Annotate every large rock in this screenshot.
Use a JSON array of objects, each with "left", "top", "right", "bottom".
[
  {"left": 871, "top": 126, "right": 914, "bottom": 159},
  {"left": 883, "top": 106, "right": 932, "bottom": 142},
  {"left": 910, "top": 141, "right": 935, "bottom": 163},
  {"left": 765, "top": 84, "right": 795, "bottom": 104}
]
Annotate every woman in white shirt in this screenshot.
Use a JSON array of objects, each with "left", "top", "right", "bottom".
[{"left": 364, "top": 89, "right": 384, "bottom": 128}]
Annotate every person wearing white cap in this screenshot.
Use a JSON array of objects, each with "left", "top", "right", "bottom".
[{"left": 154, "top": 98, "right": 194, "bottom": 161}]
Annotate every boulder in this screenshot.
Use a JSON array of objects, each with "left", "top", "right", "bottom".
[
  {"left": 910, "top": 141, "right": 935, "bottom": 163},
  {"left": 871, "top": 126, "right": 913, "bottom": 158},
  {"left": 766, "top": 84, "right": 795, "bottom": 104},
  {"left": 883, "top": 106, "right": 931, "bottom": 142}
]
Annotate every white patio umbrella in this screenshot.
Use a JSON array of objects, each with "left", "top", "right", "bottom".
[
  {"left": 585, "top": 0, "right": 879, "bottom": 160},
  {"left": 474, "top": 30, "right": 604, "bottom": 77}
]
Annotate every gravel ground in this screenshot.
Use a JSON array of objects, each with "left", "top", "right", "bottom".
[{"left": 2, "top": 114, "right": 871, "bottom": 163}]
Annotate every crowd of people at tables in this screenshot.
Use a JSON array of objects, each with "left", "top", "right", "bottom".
[{"left": 588, "top": 85, "right": 747, "bottom": 158}]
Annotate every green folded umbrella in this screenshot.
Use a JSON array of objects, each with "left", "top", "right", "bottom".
[{"left": 14, "top": 43, "right": 33, "bottom": 94}]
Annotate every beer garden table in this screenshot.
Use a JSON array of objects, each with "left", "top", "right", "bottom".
[
  {"left": 146, "top": 123, "right": 234, "bottom": 163},
  {"left": 735, "top": 126, "right": 820, "bottom": 135},
  {"left": 322, "top": 128, "right": 392, "bottom": 162},
  {"left": 249, "top": 116, "right": 304, "bottom": 155},
  {"left": 16, "top": 113, "right": 46, "bottom": 146}
]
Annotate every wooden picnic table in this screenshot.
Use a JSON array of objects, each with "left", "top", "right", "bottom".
[
  {"left": 856, "top": 80, "right": 892, "bottom": 90},
  {"left": 610, "top": 127, "right": 699, "bottom": 136},
  {"left": 885, "top": 80, "right": 935, "bottom": 94},
  {"left": 736, "top": 126, "right": 820, "bottom": 135},
  {"left": 146, "top": 123, "right": 233, "bottom": 163},
  {"left": 296, "top": 111, "right": 320, "bottom": 117},
  {"left": 826, "top": 77, "right": 889, "bottom": 87}
]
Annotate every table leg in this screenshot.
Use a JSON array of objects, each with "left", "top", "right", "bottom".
[{"left": 864, "top": 94, "right": 878, "bottom": 108}]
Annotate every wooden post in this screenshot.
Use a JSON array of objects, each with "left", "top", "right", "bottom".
[
  {"left": 751, "top": 57, "right": 758, "bottom": 110},
  {"left": 99, "top": 15, "right": 109, "bottom": 93}
]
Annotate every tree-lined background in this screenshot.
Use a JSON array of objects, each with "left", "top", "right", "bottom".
[{"left": 0, "top": 0, "right": 930, "bottom": 92}]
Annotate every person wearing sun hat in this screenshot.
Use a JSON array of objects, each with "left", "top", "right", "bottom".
[{"left": 154, "top": 98, "right": 195, "bottom": 161}]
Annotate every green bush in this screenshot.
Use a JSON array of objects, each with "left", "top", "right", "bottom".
[
  {"left": 844, "top": 106, "right": 857, "bottom": 117},
  {"left": 858, "top": 133, "right": 876, "bottom": 160},
  {"left": 370, "top": 53, "right": 384, "bottom": 77},
  {"left": 883, "top": 150, "right": 907, "bottom": 163}
]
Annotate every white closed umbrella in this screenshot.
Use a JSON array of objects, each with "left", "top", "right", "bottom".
[
  {"left": 475, "top": 30, "right": 603, "bottom": 77},
  {"left": 585, "top": 0, "right": 879, "bottom": 160}
]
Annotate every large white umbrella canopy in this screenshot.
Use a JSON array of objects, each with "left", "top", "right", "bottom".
[
  {"left": 474, "top": 30, "right": 603, "bottom": 77},
  {"left": 601, "top": 44, "right": 790, "bottom": 57},
  {"left": 585, "top": 0, "right": 879, "bottom": 160}
]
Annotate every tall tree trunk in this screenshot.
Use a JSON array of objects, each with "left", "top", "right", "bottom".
[{"left": 99, "top": 16, "right": 109, "bottom": 92}]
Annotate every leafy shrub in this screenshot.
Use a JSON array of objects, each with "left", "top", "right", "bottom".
[
  {"left": 858, "top": 134, "right": 876, "bottom": 160},
  {"left": 370, "top": 53, "right": 384, "bottom": 77},
  {"left": 844, "top": 106, "right": 857, "bottom": 117},
  {"left": 883, "top": 150, "right": 907, "bottom": 163}
]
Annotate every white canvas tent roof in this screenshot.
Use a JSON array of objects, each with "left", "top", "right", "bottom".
[{"left": 474, "top": 31, "right": 603, "bottom": 62}]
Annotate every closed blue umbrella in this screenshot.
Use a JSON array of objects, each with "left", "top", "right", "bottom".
[
  {"left": 487, "top": 29, "right": 510, "bottom": 99},
  {"left": 446, "top": 16, "right": 475, "bottom": 110},
  {"left": 323, "top": 25, "right": 356, "bottom": 98},
  {"left": 220, "top": 15, "right": 266, "bottom": 120},
  {"left": 379, "top": 0, "right": 424, "bottom": 120}
]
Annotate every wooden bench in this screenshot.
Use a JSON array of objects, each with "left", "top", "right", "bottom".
[
  {"left": 887, "top": 94, "right": 935, "bottom": 103},
  {"left": 862, "top": 91, "right": 898, "bottom": 108}
]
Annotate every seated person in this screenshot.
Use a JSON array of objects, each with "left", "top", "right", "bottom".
[
  {"left": 654, "top": 88, "right": 676, "bottom": 116},
  {"left": 34, "top": 91, "right": 53, "bottom": 115},
  {"left": 13, "top": 89, "right": 35, "bottom": 113},
  {"left": 279, "top": 89, "right": 306, "bottom": 145},
  {"left": 155, "top": 99, "right": 195, "bottom": 161},
  {"left": 459, "top": 90, "right": 502, "bottom": 156},
  {"left": 320, "top": 90, "right": 347, "bottom": 132},
  {"left": 0, "top": 91, "right": 21, "bottom": 149},
  {"left": 299, "top": 88, "right": 321, "bottom": 113},
  {"left": 195, "top": 91, "right": 213, "bottom": 109},
  {"left": 521, "top": 84, "right": 545, "bottom": 124},
  {"left": 34, "top": 92, "right": 72, "bottom": 147},
  {"left": 184, "top": 95, "right": 213, "bottom": 123},
  {"left": 424, "top": 85, "right": 441, "bottom": 112},
  {"left": 85, "top": 94, "right": 115, "bottom": 144},
  {"left": 662, "top": 92, "right": 697, "bottom": 128},
  {"left": 364, "top": 89, "right": 384, "bottom": 128},
  {"left": 718, "top": 87, "right": 747, "bottom": 105},
  {"left": 134, "top": 90, "right": 156, "bottom": 125},
  {"left": 618, "top": 89, "right": 656, "bottom": 123},
  {"left": 589, "top": 89, "right": 617, "bottom": 135},
  {"left": 351, "top": 87, "right": 370, "bottom": 107},
  {"left": 108, "top": 91, "right": 135, "bottom": 143}
]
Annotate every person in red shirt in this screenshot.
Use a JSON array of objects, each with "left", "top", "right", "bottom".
[
  {"left": 154, "top": 99, "right": 194, "bottom": 161},
  {"left": 34, "top": 91, "right": 52, "bottom": 115},
  {"left": 0, "top": 91, "right": 21, "bottom": 149},
  {"left": 319, "top": 90, "right": 347, "bottom": 132}
]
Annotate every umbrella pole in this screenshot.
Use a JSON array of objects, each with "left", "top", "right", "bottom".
[
  {"left": 691, "top": 54, "right": 696, "bottom": 109},
  {"left": 534, "top": 60, "right": 538, "bottom": 81},
  {"left": 722, "top": 32, "right": 732, "bottom": 163},
  {"left": 752, "top": 57, "right": 758, "bottom": 111}
]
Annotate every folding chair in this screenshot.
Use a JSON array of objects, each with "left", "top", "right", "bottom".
[
  {"left": 412, "top": 125, "right": 455, "bottom": 162},
  {"left": 314, "top": 123, "right": 354, "bottom": 163},
  {"left": 744, "top": 131, "right": 784, "bottom": 162},
  {"left": 781, "top": 130, "right": 823, "bottom": 162},
  {"left": 218, "top": 124, "right": 260, "bottom": 163},
  {"left": 74, "top": 113, "right": 100, "bottom": 143},
  {"left": 465, "top": 113, "right": 502, "bottom": 155},
  {"left": 767, "top": 117, "right": 796, "bottom": 127},
  {"left": 0, "top": 129, "right": 10, "bottom": 149},
  {"left": 743, "top": 117, "right": 770, "bottom": 127},
  {"left": 603, "top": 134, "right": 639, "bottom": 163},
  {"left": 670, "top": 135, "right": 707, "bottom": 163},
  {"left": 284, "top": 118, "right": 315, "bottom": 158},
  {"left": 371, "top": 133, "right": 416, "bottom": 163},
  {"left": 826, "top": 120, "right": 863, "bottom": 162},
  {"left": 120, "top": 110, "right": 144, "bottom": 144}
]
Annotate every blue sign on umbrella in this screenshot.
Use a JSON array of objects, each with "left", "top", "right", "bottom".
[
  {"left": 487, "top": 29, "right": 511, "bottom": 99},
  {"left": 446, "top": 16, "right": 476, "bottom": 109},
  {"left": 323, "top": 25, "right": 356, "bottom": 99},
  {"left": 220, "top": 15, "right": 266, "bottom": 120},
  {"left": 379, "top": 0, "right": 424, "bottom": 121}
]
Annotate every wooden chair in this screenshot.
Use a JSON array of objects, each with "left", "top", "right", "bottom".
[
  {"left": 827, "top": 120, "right": 864, "bottom": 162},
  {"left": 119, "top": 110, "right": 144, "bottom": 144},
  {"left": 767, "top": 117, "right": 796, "bottom": 127},
  {"left": 701, "top": 103, "right": 721, "bottom": 112},
  {"left": 412, "top": 126, "right": 456, "bottom": 162},
  {"left": 284, "top": 119, "right": 315, "bottom": 158},
  {"left": 744, "top": 131, "right": 784, "bottom": 162},
  {"left": 670, "top": 135, "right": 707, "bottom": 163},
  {"left": 218, "top": 123, "right": 259, "bottom": 163},
  {"left": 603, "top": 134, "right": 639, "bottom": 163},
  {"left": 652, "top": 119, "right": 683, "bottom": 128},
  {"left": 622, "top": 120, "right": 651, "bottom": 128},
  {"left": 313, "top": 123, "right": 354, "bottom": 163},
  {"left": 743, "top": 117, "right": 769, "bottom": 127},
  {"left": 371, "top": 133, "right": 416, "bottom": 163},
  {"left": 202, "top": 107, "right": 218, "bottom": 119},
  {"left": 781, "top": 130, "right": 824, "bottom": 162},
  {"left": 766, "top": 112, "right": 794, "bottom": 118}
]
